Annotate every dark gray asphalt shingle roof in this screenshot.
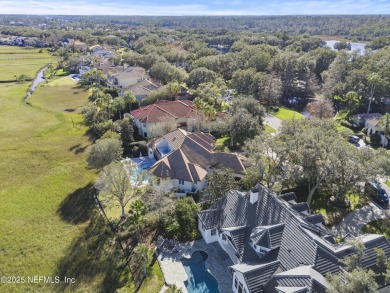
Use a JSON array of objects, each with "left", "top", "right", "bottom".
[
  {"left": 305, "top": 214, "right": 325, "bottom": 225},
  {"left": 279, "top": 192, "right": 297, "bottom": 202},
  {"left": 199, "top": 184, "right": 390, "bottom": 293}
]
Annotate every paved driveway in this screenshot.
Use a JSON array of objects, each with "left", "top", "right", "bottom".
[
  {"left": 337, "top": 202, "right": 386, "bottom": 236},
  {"left": 264, "top": 113, "right": 283, "bottom": 132}
]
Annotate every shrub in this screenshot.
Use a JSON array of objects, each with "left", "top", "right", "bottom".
[
  {"left": 341, "top": 120, "right": 353, "bottom": 128},
  {"left": 87, "top": 137, "right": 123, "bottom": 169}
]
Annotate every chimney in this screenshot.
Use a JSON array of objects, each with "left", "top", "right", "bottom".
[{"left": 250, "top": 186, "right": 259, "bottom": 204}]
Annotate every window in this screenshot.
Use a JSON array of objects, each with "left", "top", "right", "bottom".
[
  {"left": 143, "top": 132, "right": 147, "bottom": 137},
  {"left": 234, "top": 277, "right": 238, "bottom": 289},
  {"left": 179, "top": 179, "right": 184, "bottom": 185},
  {"left": 222, "top": 234, "right": 227, "bottom": 241},
  {"left": 253, "top": 244, "right": 257, "bottom": 249},
  {"left": 202, "top": 223, "right": 205, "bottom": 230},
  {"left": 211, "top": 228, "right": 216, "bottom": 236},
  {"left": 143, "top": 123, "right": 146, "bottom": 127}
]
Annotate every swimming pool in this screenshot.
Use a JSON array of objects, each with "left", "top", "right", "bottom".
[{"left": 181, "top": 251, "right": 219, "bottom": 293}]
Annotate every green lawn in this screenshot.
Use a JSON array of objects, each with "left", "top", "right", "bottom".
[
  {"left": 0, "top": 50, "right": 145, "bottom": 292},
  {"left": 216, "top": 136, "right": 230, "bottom": 151},
  {"left": 264, "top": 124, "right": 276, "bottom": 134},
  {"left": 386, "top": 181, "right": 390, "bottom": 188},
  {"left": 0, "top": 46, "right": 56, "bottom": 81},
  {"left": 271, "top": 107, "right": 303, "bottom": 121}
]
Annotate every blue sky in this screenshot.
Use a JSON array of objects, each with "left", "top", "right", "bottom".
[{"left": 1, "top": 0, "right": 390, "bottom": 15}]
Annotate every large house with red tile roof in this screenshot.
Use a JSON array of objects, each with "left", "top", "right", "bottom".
[
  {"left": 146, "top": 128, "right": 246, "bottom": 195},
  {"left": 131, "top": 100, "right": 199, "bottom": 138}
]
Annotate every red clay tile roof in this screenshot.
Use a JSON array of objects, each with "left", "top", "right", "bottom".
[{"left": 131, "top": 100, "right": 197, "bottom": 123}]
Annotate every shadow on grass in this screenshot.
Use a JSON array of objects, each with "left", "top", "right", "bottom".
[
  {"left": 57, "top": 183, "right": 96, "bottom": 224},
  {"left": 55, "top": 184, "right": 132, "bottom": 292},
  {"left": 55, "top": 210, "right": 131, "bottom": 293},
  {"left": 69, "top": 143, "right": 89, "bottom": 154}
]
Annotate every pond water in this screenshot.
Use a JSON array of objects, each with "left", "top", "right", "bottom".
[
  {"left": 325, "top": 40, "right": 366, "bottom": 54},
  {"left": 25, "top": 67, "right": 46, "bottom": 102},
  {"left": 30, "top": 68, "right": 46, "bottom": 92},
  {"left": 181, "top": 251, "right": 219, "bottom": 293}
]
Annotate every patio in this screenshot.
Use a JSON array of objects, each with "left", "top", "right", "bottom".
[{"left": 156, "top": 237, "right": 233, "bottom": 293}]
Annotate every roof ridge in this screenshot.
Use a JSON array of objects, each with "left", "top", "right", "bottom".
[
  {"left": 178, "top": 149, "right": 194, "bottom": 182},
  {"left": 232, "top": 260, "right": 280, "bottom": 274},
  {"left": 154, "top": 104, "right": 179, "bottom": 119}
]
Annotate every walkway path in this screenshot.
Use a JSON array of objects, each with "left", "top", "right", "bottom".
[
  {"left": 337, "top": 202, "right": 386, "bottom": 236},
  {"left": 264, "top": 113, "right": 283, "bottom": 132}
]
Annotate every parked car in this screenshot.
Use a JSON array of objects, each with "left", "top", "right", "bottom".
[
  {"left": 349, "top": 135, "right": 360, "bottom": 144},
  {"left": 365, "top": 181, "right": 389, "bottom": 205}
]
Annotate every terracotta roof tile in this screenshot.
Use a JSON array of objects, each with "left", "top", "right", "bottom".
[{"left": 131, "top": 100, "right": 197, "bottom": 123}]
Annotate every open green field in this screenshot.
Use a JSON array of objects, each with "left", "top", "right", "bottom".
[
  {"left": 271, "top": 107, "right": 304, "bottom": 121},
  {"left": 0, "top": 50, "right": 144, "bottom": 292},
  {"left": 0, "top": 46, "right": 56, "bottom": 81}
]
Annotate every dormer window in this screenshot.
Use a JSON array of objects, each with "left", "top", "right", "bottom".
[{"left": 211, "top": 228, "right": 216, "bottom": 236}]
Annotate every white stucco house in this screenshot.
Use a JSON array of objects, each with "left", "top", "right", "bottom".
[
  {"left": 146, "top": 128, "right": 246, "bottom": 196},
  {"left": 197, "top": 184, "right": 390, "bottom": 292},
  {"left": 131, "top": 100, "right": 199, "bottom": 138}
]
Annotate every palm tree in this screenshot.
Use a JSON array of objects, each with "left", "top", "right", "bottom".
[
  {"left": 203, "top": 104, "right": 217, "bottom": 133},
  {"left": 129, "top": 200, "right": 147, "bottom": 243},
  {"left": 103, "top": 93, "right": 115, "bottom": 120},
  {"left": 133, "top": 243, "right": 152, "bottom": 280},
  {"left": 193, "top": 97, "right": 205, "bottom": 110},
  {"left": 123, "top": 91, "right": 137, "bottom": 113},
  {"left": 113, "top": 97, "right": 126, "bottom": 120},
  {"left": 88, "top": 87, "right": 105, "bottom": 102}
]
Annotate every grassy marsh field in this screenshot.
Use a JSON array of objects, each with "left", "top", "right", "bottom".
[
  {"left": 0, "top": 48, "right": 147, "bottom": 292},
  {"left": 0, "top": 46, "right": 55, "bottom": 81}
]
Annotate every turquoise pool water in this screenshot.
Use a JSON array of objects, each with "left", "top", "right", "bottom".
[{"left": 181, "top": 251, "right": 219, "bottom": 293}]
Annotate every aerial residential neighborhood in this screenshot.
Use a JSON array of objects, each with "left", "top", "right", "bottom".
[{"left": 1, "top": 6, "right": 390, "bottom": 293}]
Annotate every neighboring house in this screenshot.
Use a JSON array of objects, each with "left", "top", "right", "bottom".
[
  {"left": 131, "top": 100, "right": 199, "bottom": 138},
  {"left": 147, "top": 129, "right": 246, "bottom": 196},
  {"left": 198, "top": 184, "right": 390, "bottom": 293},
  {"left": 353, "top": 113, "right": 382, "bottom": 126},
  {"left": 120, "top": 78, "right": 161, "bottom": 104},
  {"left": 108, "top": 67, "right": 146, "bottom": 89},
  {"left": 365, "top": 115, "right": 388, "bottom": 147},
  {"left": 97, "top": 63, "right": 124, "bottom": 76}
]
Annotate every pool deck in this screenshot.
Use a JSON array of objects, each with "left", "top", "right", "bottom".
[{"left": 156, "top": 239, "right": 233, "bottom": 293}]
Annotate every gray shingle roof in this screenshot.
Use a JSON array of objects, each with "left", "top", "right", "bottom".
[
  {"left": 232, "top": 261, "right": 280, "bottom": 293},
  {"left": 305, "top": 214, "right": 324, "bottom": 225},
  {"left": 264, "top": 266, "right": 328, "bottom": 293},
  {"left": 251, "top": 224, "right": 285, "bottom": 249},
  {"left": 279, "top": 192, "right": 297, "bottom": 202},
  {"left": 199, "top": 185, "right": 390, "bottom": 292},
  {"left": 229, "top": 226, "right": 261, "bottom": 263},
  {"left": 290, "top": 202, "right": 310, "bottom": 213},
  {"left": 198, "top": 209, "right": 222, "bottom": 230}
]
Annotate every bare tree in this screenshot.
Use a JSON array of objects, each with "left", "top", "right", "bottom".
[
  {"left": 307, "top": 98, "right": 335, "bottom": 119},
  {"left": 144, "top": 177, "right": 175, "bottom": 225},
  {"left": 96, "top": 161, "right": 146, "bottom": 219}
]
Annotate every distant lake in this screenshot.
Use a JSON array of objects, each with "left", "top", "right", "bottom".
[{"left": 325, "top": 40, "right": 366, "bottom": 54}]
